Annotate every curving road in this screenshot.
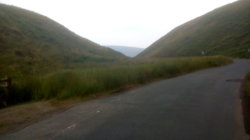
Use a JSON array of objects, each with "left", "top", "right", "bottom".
[{"left": 1, "top": 59, "right": 250, "bottom": 140}]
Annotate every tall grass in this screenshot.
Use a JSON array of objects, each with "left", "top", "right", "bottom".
[{"left": 11, "top": 56, "right": 232, "bottom": 101}]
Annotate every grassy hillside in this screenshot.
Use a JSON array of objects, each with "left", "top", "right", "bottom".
[
  {"left": 138, "top": 0, "right": 250, "bottom": 58},
  {"left": 0, "top": 4, "right": 126, "bottom": 76}
]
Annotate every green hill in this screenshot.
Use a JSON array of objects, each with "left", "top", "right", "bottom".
[
  {"left": 0, "top": 4, "right": 126, "bottom": 76},
  {"left": 138, "top": 0, "right": 250, "bottom": 58}
]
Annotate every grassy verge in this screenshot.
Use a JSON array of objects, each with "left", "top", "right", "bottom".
[{"left": 10, "top": 56, "right": 232, "bottom": 102}]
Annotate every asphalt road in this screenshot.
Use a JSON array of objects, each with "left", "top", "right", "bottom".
[{"left": 1, "top": 59, "right": 250, "bottom": 140}]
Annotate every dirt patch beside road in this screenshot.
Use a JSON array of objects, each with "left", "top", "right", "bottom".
[{"left": 0, "top": 98, "right": 82, "bottom": 135}]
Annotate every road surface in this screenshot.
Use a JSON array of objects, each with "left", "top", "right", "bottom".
[{"left": 1, "top": 59, "right": 250, "bottom": 140}]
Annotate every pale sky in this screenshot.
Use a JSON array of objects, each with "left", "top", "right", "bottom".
[{"left": 0, "top": 0, "right": 237, "bottom": 48}]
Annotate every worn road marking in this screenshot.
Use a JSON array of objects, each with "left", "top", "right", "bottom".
[{"left": 62, "top": 124, "right": 76, "bottom": 132}]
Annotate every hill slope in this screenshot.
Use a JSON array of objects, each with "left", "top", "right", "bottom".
[
  {"left": 106, "top": 46, "right": 144, "bottom": 57},
  {"left": 0, "top": 4, "right": 125, "bottom": 75},
  {"left": 138, "top": 0, "right": 250, "bottom": 58}
]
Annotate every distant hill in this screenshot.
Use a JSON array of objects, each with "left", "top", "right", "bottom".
[
  {"left": 138, "top": 0, "right": 250, "bottom": 58},
  {"left": 106, "top": 46, "right": 144, "bottom": 57},
  {"left": 0, "top": 4, "right": 126, "bottom": 75}
]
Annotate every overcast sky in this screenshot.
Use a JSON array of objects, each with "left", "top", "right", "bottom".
[{"left": 0, "top": 0, "right": 237, "bottom": 48}]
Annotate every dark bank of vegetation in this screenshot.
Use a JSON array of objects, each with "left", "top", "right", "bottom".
[
  {"left": 2, "top": 56, "right": 231, "bottom": 106},
  {"left": 246, "top": 73, "right": 250, "bottom": 96},
  {"left": 242, "top": 73, "right": 250, "bottom": 135},
  {"left": 138, "top": 0, "right": 250, "bottom": 58}
]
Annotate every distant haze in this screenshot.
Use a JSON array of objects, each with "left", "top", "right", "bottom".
[
  {"left": 106, "top": 46, "right": 144, "bottom": 57},
  {"left": 0, "top": 0, "right": 237, "bottom": 48}
]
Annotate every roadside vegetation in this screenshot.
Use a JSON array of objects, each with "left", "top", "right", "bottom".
[
  {"left": 246, "top": 73, "right": 250, "bottom": 96},
  {"left": 242, "top": 73, "right": 250, "bottom": 135},
  {"left": 6, "top": 56, "right": 232, "bottom": 105}
]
